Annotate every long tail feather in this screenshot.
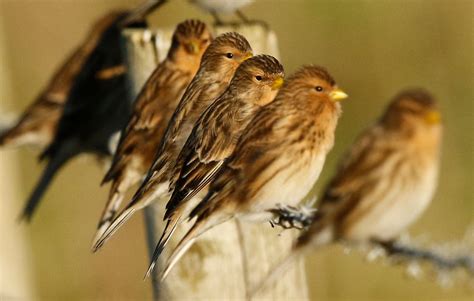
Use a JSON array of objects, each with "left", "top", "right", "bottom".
[
  {"left": 154, "top": 219, "right": 206, "bottom": 281},
  {"left": 19, "top": 145, "right": 74, "bottom": 222},
  {"left": 91, "top": 190, "right": 124, "bottom": 249},
  {"left": 144, "top": 213, "right": 181, "bottom": 279},
  {"left": 92, "top": 206, "right": 136, "bottom": 252}
]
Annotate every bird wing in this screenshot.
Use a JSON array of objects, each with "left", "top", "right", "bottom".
[
  {"left": 166, "top": 95, "right": 256, "bottom": 218},
  {"left": 102, "top": 63, "right": 187, "bottom": 183},
  {"left": 128, "top": 78, "right": 212, "bottom": 205},
  {"left": 318, "top": 125, "right": 398, "bottom": 214},
  {"left": 188, "top": 103, "right": 284, "bottom": 220}
]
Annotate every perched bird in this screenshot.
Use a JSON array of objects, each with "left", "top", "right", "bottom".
[
  {"left": 0, "top": 12, "right": 124, "bottom": 149},
  {"left": 19, "top": 11, "right": 148, "bottom": 222},
  {"left": 93, "top": 19, "right": 213, "bottom": 247},
  {"left": 152, "top": 54, "right": 284, "bottom": 265},
  {"left": 255, "top": 89, "right": 442, "bottom": 293},
  {"left": 157, "top": 65, "right": 348, "bottom": 280},
  {"left": 92, "top": 32, "right": 253, "bottom": 251}
]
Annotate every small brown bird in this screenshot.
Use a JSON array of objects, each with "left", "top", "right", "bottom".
[
  {"left": 254, "top": 88, "right": 442, "bottom": 293},
  {"left": 158, "top": 65, "right": 348, "bottom": 280},
  {"left": 92, "top": 32, "right": 253, "bottom": 251},
  {"left": 92, "top": 19, "right": 212, "bottom": 247},
  {"left": 0, "top": 12, "right": 123, "bottom": 149},
  {"left": 149, "top": 54, "right": 284, "bottom": 269}
]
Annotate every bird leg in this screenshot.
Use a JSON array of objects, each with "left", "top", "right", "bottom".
[{"left": 269, "top": 204, "right": 317, "bottom": 230}]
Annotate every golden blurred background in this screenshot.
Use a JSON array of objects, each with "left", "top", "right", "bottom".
[{"left": 0, "top": 0, "right": 472, "bottom": 300}]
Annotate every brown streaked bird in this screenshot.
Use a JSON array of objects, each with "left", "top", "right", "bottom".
[
  {"left": 0, "top": 12, "right": 123, "bottom": 149},
  {"left": 92, "top": 19, "right": 212, "bottom": 247},
  {"left": 157, "top": 65, "right": 348, "bottom": 280},
  {"left": 254, "top": 89, "right": 443, "bottom": 293},
  {"left": 92, "top": 32, "right": 253, "bottom": 252},
  {"left": 149, "top": 54, "right": 284, "bottom": 269}
]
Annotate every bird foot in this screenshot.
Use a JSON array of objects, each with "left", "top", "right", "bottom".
[{"left": 269, "top": 203, "right": 317, "bottom": 230}]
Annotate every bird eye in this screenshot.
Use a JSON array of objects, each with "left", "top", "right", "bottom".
[
  {"left": 255, "top": 75, "right": 262, "bottom": 81},
  {"left": 202, "top": 39, "right": 209, "bottom": 44},
  {"left": 315, "top": 86, "right": 323, "bottom": 92},
  {"left": 226, "top": 53, "right": 234, "bottom": 58}
]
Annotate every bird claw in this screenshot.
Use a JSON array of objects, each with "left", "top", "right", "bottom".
[{"left": 269, "top": 203, "right": 317, "bottom": 230}]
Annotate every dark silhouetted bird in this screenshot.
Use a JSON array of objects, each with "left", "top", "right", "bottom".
[
  {"left": 19, "top": 11, "right": 149, "bottom": 222},
  {"left": 0, "top": 12, "right": 124, "bottom": 150}
]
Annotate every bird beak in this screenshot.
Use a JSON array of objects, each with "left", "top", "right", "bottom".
[
  {"left": 271, "top": 77, "right": 284, "bottom": 90},
  {"left": 329, "top": 88, "right": 348, "bottom": 101},
  {"left": 242, "top": 52, "right": 253, "bottom": 62},
  {"left": 185, "top": 41, "right": 200, "bottom": 54},
  {"left": 424, "top": 110, "right": 441, "bottom": 124}
]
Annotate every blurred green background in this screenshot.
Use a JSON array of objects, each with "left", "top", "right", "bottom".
[{"left": 0, "top": 0, "right": 472, "bottom": 300}]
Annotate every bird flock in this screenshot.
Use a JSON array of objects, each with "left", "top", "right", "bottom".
[{"left": 0, "top": 3, "right": 443, "bottom": 293}]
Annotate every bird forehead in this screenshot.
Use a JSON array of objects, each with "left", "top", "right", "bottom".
[
  {"left": 214, "top": 32, "right": 251, "bottom": 52},
  {"left": 242, "top": 56, "right": 283, "bottom": 74}
]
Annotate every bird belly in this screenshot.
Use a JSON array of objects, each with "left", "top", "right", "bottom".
[
  {"left": 243, "top": 153, "right": 326, "bottom": 222},
  {"left": 345, "top": 166, "right": 438, "bottom": 241}
]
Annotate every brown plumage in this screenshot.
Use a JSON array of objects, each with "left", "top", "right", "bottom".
[
  {"left": 92, "top": 32, "right": 253, "bottom": 252},
  {"left": 301, "top": 88, "right": 442, "bottom": 245},
  {"left": 148, "top": 54, "right": 284, "bottom": 273},
  {"left": 0, "top": 11, "right": 125, "bottom": 149},
  {"left": 158, "top": 65, "right": 348, "bottom": 280},
  {"left": 91, "top": 19, "right": 212, "bottom": 247},
  {"left": 254, "top": 89, "right": 442, "bottom": 293}
]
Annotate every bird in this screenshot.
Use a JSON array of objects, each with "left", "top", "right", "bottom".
[
  {"left": 253, "top": 88, "right": 443, "bottom": 293},
  {"left": 0, "top": 12, "right": 125, "bottom": 150},
  {"left": 157, "top": 65, "right": 348, "bottom": 280},
  {"left": 91, "top": 32, "right": 253, "bottom": 252},
  {"left": 92, "top": 19, "right": 213, "bottom": 247},
  {"left": 18, "top": 11, "right": 149, "bottom": 222},
  {"left": 150, "top": 54, "right": 284, "bottom": 268}
]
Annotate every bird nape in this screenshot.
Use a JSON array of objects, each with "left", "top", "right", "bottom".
[{"left": 19, "top": 11, "right": 148, "bottom": 222}]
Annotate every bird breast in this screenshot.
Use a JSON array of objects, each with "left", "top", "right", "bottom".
[
  {"left": 342, "top": 153, "right": 439, "bottom": 241},
  {"left": 242, "top": 151, "right": 327, "bottom": 222}
]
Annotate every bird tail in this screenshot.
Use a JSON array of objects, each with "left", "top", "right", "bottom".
[
  {"left": 153, "top": 218, "right": 204, "bottom": 281},
  {"left": 19, "top": 145, "right": 75, "bottom": 222},
  {"left": 144, "top": 211, "right": 182, "bottom": 278},
  {"left": 91, "top": 187, "right": 125, "bottom": 249},
  {"left": 91, "top": 204, "right": 136, "bottom": 252}
]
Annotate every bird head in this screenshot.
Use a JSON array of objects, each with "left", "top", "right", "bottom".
[
  {"left": 169, "top": 19, "right": 213, "bottom": 65},
  {"left": 200, "top": 32, "right": 253, "bottom": 79},
  {"left": 229, "top": 54, "right": 285, "bottom": 106},
  {"left": 283, "top": 65, "right": 348, "bottom": 106},
  {"left": 383, "top": 88, "right": 442, "bottom": 130}
]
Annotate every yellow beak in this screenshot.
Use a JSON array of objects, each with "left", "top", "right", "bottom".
[
  {"left": 271, "top": 77, "right": 284, "bottom": 90},
  {"left": 329, "top": 88, "right": 348, "bottom": 101},
  {"left": 186, "top": 41, "right": 200, "bottom": 54},
  {"left": 425, "top": 110, "right": 441, "bottom": 124},
  {"left": 242, "top": 52, "right": 253, "bottom": 62}
]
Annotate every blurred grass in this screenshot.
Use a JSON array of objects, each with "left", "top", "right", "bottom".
[{"left": 0, "top": 0, "right": 472, "bottom": 300}]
